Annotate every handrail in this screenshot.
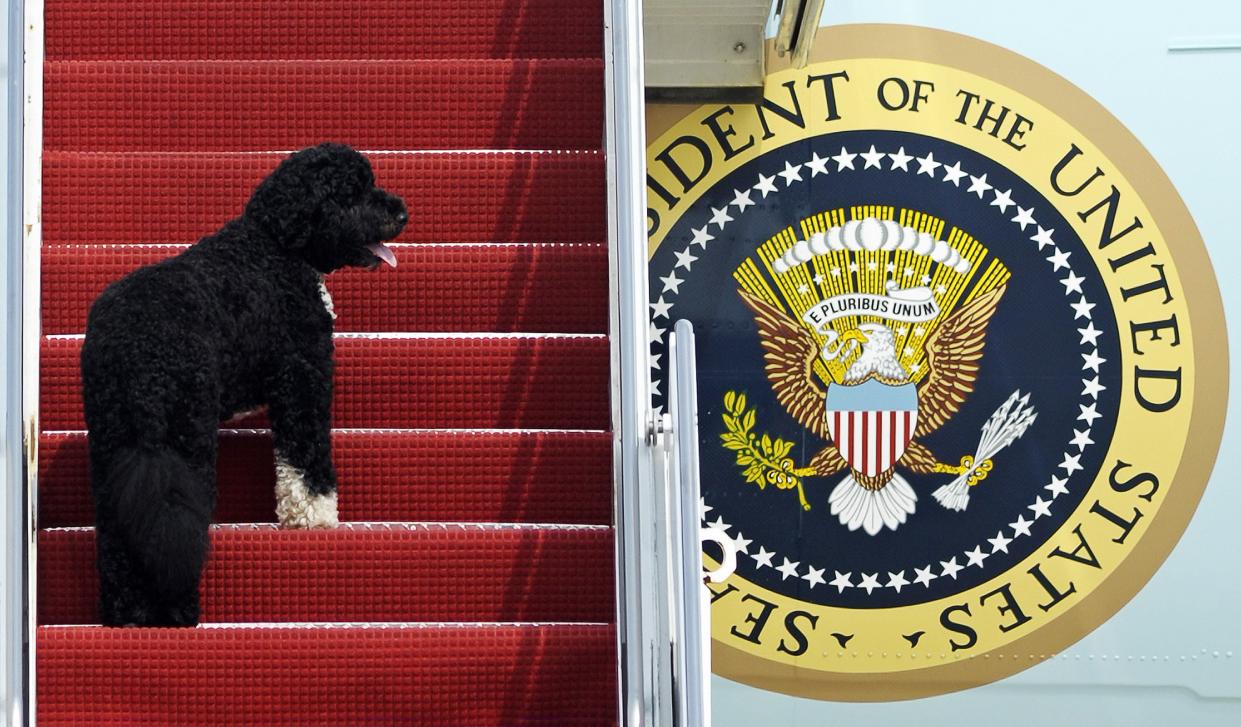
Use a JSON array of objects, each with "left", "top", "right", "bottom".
[
  {"left": 666, "top": 321, "right": 736, "bottom": 727},
  {"left": 606, "top": 0, "right": 739, "bottom": 721},
  {"left": 2, "top": 0, "right": 33, "bottom": 723},
  {"left": 603, "top": 0, "right": 673, "bottom": 725},
  {"left": 666, "top": 323, "right": 698, "bottom": 727}
]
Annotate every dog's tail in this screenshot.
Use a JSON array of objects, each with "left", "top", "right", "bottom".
[{"left": 107, "top": 447, "right": 212, "bottom": 598}]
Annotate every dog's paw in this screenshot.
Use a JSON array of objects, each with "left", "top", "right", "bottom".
[
  {"left": 276, "top": 486, "right": 339, "bottom": 529},
  {"left": 274, "top": 459, "right": 340, "bottom": 529}
]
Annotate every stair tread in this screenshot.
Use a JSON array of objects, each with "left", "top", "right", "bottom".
[
  {"left": 42, "top": 150, "right": 605, "bottom": 245},
  {"left": 44, "top": 59, "right": 603, "bottom": 152},
  {"left": 40, "top": 335, "right": 611, "bottom": 430},
  {"left": 45, "top": 0, "right": 602, "bottom": 61},
  {"left": 39, "top": 523, "right": 615, "bottom": 625},
  {"left": 39, "top": 429, "right": 612, "bottom": 527},
  {"left": 38, "top": 623, "right": 616, "bottom": 725},
  {"left": 42, "top": 242, "right": 607, "bottom": 335}
]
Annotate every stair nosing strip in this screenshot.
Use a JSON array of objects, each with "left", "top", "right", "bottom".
[
  {"left": 43, "top": 621, "right": 614, "bottom": 629},
  {"left": 43, "top": 242, "right": 608, "bottom": 249},
  {"left": 43, "top": 148, "right": 604, "bottom": 157},
  {"left": 44, "top": 332, "right": 608, "bottom": 341},
  {"left": 45, "top": 57, "right": 604, "bottom": 66},
  {"left": 43, "top": 521, "right": 614, "bottom": 533},
  {"left": 43, "top": 427, "right": 611, "bottom": 436}
]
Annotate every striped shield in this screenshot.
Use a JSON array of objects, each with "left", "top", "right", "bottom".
[{"left": 824, "top": 380, "right": 919, "bottom": 477}]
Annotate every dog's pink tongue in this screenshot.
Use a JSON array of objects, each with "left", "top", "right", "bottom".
[{"left": 367, "top": 242, "right": 397, "bottom": 268}]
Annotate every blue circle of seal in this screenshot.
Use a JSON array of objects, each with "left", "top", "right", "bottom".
[{"left": 649, "top": 130, "right": 1122, "bottom": 610}]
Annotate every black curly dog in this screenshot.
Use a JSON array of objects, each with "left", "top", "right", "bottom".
[{"left": 81, "top": 143, "right": 407, "bottom": 626}]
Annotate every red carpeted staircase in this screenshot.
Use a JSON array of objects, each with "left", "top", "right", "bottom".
[{"left": 35, "top": 1, "right": 617, "bottom": 723}]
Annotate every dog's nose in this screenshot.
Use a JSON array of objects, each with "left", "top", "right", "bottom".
[{"left": 396, "top": 211, "right": 409, "bottom": 227}]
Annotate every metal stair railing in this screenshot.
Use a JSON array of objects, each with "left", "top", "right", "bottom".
[
  {"left": 606, "top": 1, "right": 737, "bottom": 723},
  {"left": 603, "top": 0, "right": 671, "bottom": 722},
  {"left": 3, "top": 0, "right": 39, "bottom": 724},
  {"left": 663, "top": 321, "right": 737, "bottom": 727}
]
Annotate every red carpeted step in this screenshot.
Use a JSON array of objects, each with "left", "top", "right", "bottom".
[
  {"left": 44, "top": 60, "right": 603, "bottom": 152},
  {"left": 38, "top": 623, "right": 617, "bottom": 725},
  {"left": 42, "top": 243, "right": 608, "bottom": 335},
  {"left": 40, "top": 334, "right": 610, "bottom": 430},
  {"left": 46, "top": 0, "right": 602, "bottom": 61},
  {"left": 42, "top": 151, "right": 606, "bottom": 246},
  {"left": 39, "top": 429, "right": 613, "bottom": 528},
  {"left": 38, "top": 523, "right": 614, "bottom": 625}
]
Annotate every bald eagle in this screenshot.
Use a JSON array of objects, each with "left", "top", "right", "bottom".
[
  {"left": 838, "top": 322, "right": 907, "bottom": 384},
  {"left": 738, "top": 285, "right": 1006, "bottom": 535}
]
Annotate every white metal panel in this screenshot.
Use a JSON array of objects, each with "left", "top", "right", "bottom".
[{"left": 644, "top": 0, "right": 772, "bottom": 90}]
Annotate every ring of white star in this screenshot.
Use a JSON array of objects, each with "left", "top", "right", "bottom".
[{"left": 650, "top": 143, "right": 1107, "bottom": 599}]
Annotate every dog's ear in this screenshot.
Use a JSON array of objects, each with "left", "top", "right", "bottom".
[{"left": 245, "top": 143, "right": 369, "bottom": 250}]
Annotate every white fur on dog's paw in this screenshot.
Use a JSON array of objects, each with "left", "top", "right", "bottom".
[{"left": 274, "top": 457, "right": 339, "bottom": 529}]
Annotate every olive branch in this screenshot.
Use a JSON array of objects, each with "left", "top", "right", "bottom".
[{"left": 720, "top": 390, "right": 812, "bottom": 511}]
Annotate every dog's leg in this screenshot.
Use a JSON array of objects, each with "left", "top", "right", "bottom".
[
  {"left": 269, "top": 356, "right": 339, "bottom": 529},
  {"left": 273, "top": 455, "right": 339, "bottom": 529}
]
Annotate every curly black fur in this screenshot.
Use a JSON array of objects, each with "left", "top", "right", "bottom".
[{"left": 81, "top": 143, "right": 407, "bottom": 626}]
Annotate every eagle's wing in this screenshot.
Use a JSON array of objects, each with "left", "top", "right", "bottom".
[
  {"left": 737, "top": 288, "right": 831, "bottom": 441},
  {"left": 913, "top": 284, "right": 1006, "bottom": 439}
]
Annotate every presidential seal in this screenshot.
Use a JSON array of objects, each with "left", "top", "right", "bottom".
[{"left": 646, "top": 26, "right": 1226, "bottom": 700}]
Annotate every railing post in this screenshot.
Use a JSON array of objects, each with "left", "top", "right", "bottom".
[
  {"left": 2, "top": 0, "right": 33, "bottom": 723},
  {"left": 667, "top": 322, "right": 698, "bottom": 727},
  {"left": 604, "top": 0, "right": 673, "bottom": 725},
  {"left": 667, "top": 321, "right": 736, "bottom": 727}
]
